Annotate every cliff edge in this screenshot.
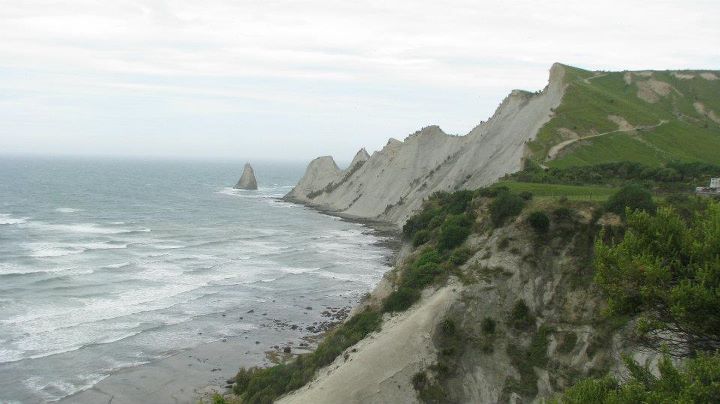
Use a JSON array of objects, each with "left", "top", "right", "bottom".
[{"left": 284, "top": 63, "right": 567, "bottom": 226}]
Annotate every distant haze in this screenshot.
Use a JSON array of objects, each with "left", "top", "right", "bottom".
[{"left": 1, "top": 0, "right": 718, "bottom": 161}]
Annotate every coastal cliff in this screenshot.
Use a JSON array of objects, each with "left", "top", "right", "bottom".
[{"left": 284, "top": 63, "right": 567, "bottom": 226}]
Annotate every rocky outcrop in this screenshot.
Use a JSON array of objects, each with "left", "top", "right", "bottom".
[
  {"left": 285, "top": 63, "right": 567, "bottom": 226},
  {"left": 234, "top": 163, "right": 258, "bottom": 190}
]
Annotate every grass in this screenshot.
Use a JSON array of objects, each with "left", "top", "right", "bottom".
[
  {"left": 527, "top": 64, "right": 720, "bottom": 168},
  {"left": 496, "top": 181, "right": 616, "bottom": 201}
]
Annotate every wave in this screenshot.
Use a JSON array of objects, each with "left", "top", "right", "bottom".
[
  {"left": 26, "top": 221, "right": 150, "bottom": 235},
  {"left": 26, "top": 241, "right": 129, "bottom": 258},
  {"left": 0, "top": 213, "right": 28, "bottom": 225},
  {"left": 55, "top": 207, "right": 81, "bottom": 213},
  {"left": 0, "top": 263, "right": 74, "bottom": 276},
  {"left": 24, "top": 372, "right": 110, "bottom": 402}
]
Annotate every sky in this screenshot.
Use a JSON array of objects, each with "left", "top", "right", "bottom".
[{"left": 1, "top": 0, "right": 718, "bottom": 162}]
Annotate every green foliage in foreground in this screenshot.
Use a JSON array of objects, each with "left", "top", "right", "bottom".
[
  {"left": 232, "top": 309, "right": 381, "bottom": 403},
  {"left": 595, "top": 201, "right": 720, "bottom": 352},
  {"left": 557, "top": 353, "right": 720, "bottom": 404},
  {"left": 490, "top": 191, "right": 526, "bottom": 226},
  {"left": 605, "top": 184, "right": 656, "bottom": 216},
  {"left": 527, "top": 211, "right": 550, "bottom": 233}
]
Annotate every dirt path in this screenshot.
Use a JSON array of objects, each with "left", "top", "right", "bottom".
[{"left": 546, "top": 120, "right": 668, "bottom": 161}]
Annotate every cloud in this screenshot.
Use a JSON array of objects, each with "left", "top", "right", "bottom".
[{"left": 1, "top": 0, "right": 718, "bottom": 160}]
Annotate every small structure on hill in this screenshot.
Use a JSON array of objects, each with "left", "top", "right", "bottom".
[
  {"left": 234, "top": 163, "right": 258, "bottom": 190},
  {"left": 695, "top": 177, "right": 720, "bottom": 196}
]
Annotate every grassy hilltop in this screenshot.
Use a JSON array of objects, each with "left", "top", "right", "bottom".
[{"left": 529, "top": 65, "right": 720, "bottom": 168}]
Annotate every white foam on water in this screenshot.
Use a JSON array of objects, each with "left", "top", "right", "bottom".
[
  {"left": 101, "top": 262, "right": 132, "bottom": 270},
  {"left": 55, "top": 207, "right": 81, "bottom": 213},
  {"left": 25, "top": 241, "right": 129, "bottom": 258},
  {"left": 24, "top": 372, "right": 109, "bottom": 402},
  {"left": 0, "top": 262, "right": 73, "bottom": 276},
  {"left": 0, "top": 213, "right": 28, "bottom": 225},
  {"left": 279, "top": 266, "right": 319, "bottom": 274},
  {"left": 27, "top": 221, "right": 150, "bottom": 235}
]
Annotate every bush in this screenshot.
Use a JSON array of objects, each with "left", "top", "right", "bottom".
[
  {"left": 508, "top": 300, "right": 534, "bottom": 330},
  {"left": 382, "top": 287, "right": 421, "bottom": 312},
  {"left": 481, "top": 317, "right": 496, "bottom": 335},
  {"left": 519, "top": 191, "right": 533, "bottom": 201},
  {"left": 490, "top": 192, "right": 526, "bottom": 226},
  {"left": 595, "top": 202, "right": 720, "bottom": 351},
  {"left": 402, "top": 249, "right": 445, "bottom": 289},
  {"left": 527, "top": 211, "right": 550, "bottom": 233},
  {"left": 412, "top": 229, "right": 431, "bottom": 247},
  {"left": 605, "top": 184, "right": 656, "bottom": 216},
  {"left": 233, "top": 309, "right": 382, "bottom": 402},
  {"left": 556, "top": 353, "right": 720, "bottom": 403},
  {"left": 437, "top": 214, "right": 472, "bottom": 250},
  {"left": 449, "top": 247, "right": 473, "bottom": 265}
]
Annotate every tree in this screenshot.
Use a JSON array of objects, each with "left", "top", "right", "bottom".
[
  {"left": 605, "top": 184, "right": 656, "bottom": 216},
  {"left": 557, "top": 353, "right": 720, "bottom": 403},
  {"left": 594, "top": 202, "right": 720, "bottom": 352}
]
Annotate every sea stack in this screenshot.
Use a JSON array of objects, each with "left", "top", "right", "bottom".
[{"left": 234, "top": 163, "right": 258, "bottom": 190}]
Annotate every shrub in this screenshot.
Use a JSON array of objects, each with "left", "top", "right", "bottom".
[
  {"left": 527, "top": 211, "right": 550, "bottom": 233},
  {"left": 412, "top": 371, "right": 428, "bottom": 391},
  {"left": 519, "top": 191, "right": 534, "bottom": 201},
  {"left": 508, "top": 300, "right": 534, "bottom": 330},
  {"left": 476, "top": 185, "right": 509, "bottom": 198},
  {"left": 402, "top": 249, "right": 445, "bottom": 289},
  {"left": 382, "top": 287, "right": 421, "bottom": 312},
  {"left": 595, "top": 202, "right": 720, "bottom": 351},
  {"left": 556, "top": 353, "right": 720, "bottom": 403},
  {"left": 481, "top": 317, "right": 496, "bottom": 335},
  {"left": 605, "top": 184, "right": 656, "bottom": 216},
  {"left": 412, "top": 229, "right": 431, "bottom": 246},
  {"left": 449, "top": 247, "right": 473, "bottom": 265},
  {"left": 233, "top": 309, "right": 382, "bottom": 402},
  {"left": 437, "top": 214, "right": 472, "bottom": 250},
  {"left": 490, "top": 192, "right": 526, "bottom": 226}
]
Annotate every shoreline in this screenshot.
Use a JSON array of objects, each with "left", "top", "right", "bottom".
[{"left": 59, "top": 201, "right": 402, "bottom": 404}]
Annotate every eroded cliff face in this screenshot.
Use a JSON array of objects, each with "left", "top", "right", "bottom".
[
  {"left": 279, "top": 203, "right": 655, "bottom": 404},
  {"left": 284, "top": 64, "right": 567, "bottom": 226}
]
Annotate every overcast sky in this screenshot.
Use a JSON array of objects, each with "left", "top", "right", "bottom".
[{"left": 1, "top": 0, "right": 718, "bottom": 162}]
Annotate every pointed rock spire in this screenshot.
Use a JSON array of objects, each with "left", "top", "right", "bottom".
[{"left": 234, "top": 163, "right": 258, "bottom": 190}]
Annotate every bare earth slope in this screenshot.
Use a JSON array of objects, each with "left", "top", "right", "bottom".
[{"left": 285, "top": 64, "right": 567, "bottom": 227}]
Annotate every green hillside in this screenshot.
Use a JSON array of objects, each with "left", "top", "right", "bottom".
[{"left": 528, "top": 65, "right": 720, "bottom": 168}]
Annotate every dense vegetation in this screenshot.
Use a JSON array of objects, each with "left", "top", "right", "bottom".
[
  {"left": 595, "top": 200, "right": 720, "bottom": 352},
  {"left": 604, "top": 184, "right": 656, "bottom": 215},
  {"left": 557, "top": 353, "right": 720, "bottom": 403},
  {"left": 509, "top": 160, "right": 720, "bottom": 191}
]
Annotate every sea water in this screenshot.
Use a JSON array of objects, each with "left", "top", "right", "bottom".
[{"left": 0, "top": 156, "right": 391, "bottom": 402}]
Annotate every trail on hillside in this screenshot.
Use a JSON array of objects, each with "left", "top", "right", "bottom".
[{"left": 546, "top": 119, "right": 669, "bottom": 161}]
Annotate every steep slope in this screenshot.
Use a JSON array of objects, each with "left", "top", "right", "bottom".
[
  {"left": 285, "top": 63, "right": 567, "bottom": 226},
  {"left": 528, "top": 66, "right": 720, "bottom": 168},
  {"left": 277, "top": 200, "right": 646, "bottom": 404}
]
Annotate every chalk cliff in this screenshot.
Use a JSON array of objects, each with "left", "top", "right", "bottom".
[
  {"left": 285, "top": 63, "right": 567, "bottom": 226},
  {"left": 234, "top": 163, "right": 258, "bottom": 190}
]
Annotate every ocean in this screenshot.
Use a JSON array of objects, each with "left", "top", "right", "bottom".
[{"left": 0, "top": 156, "right": 391, "bottom": 403}]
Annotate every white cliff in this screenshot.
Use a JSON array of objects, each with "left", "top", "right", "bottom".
[{"left": 285, "top": 63, "right": 567, "bottom": 226}]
